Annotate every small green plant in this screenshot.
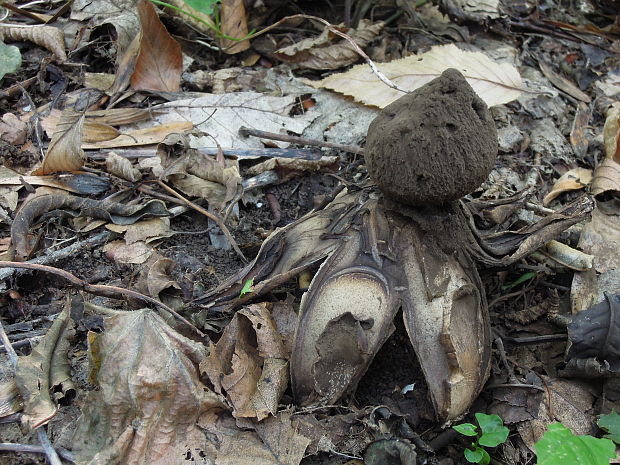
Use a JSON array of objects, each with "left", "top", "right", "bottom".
[
  {"left": 239, "top": 277, "right": 254, "bottom": 297},
  {"left": 453, "top": 413, "right": 509, "bottom": 465}
]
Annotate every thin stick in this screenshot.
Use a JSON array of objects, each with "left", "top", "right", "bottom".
[
  {"left": 0, "top": 230, "right": 112, "bottom": 282},
  {"left": 156, "top": 181, "right": 248, "bottom": 264},
  {"left": 0, "top": 443, "right": 74, "bottom": 462},
  {"left": 0, "top": 337, "right": 43, "bottom": 353},
  {"left": 0, "top": 321, "right": 18, "bottom": 368},
  {"left": 0, "top": 262, "right": 205, "bottom": 338},
  {"left": 36, "top": 428, "right": 62, "bottom": 465},
  {"left": 238, "top": 127, "right": 365, "bottom": 155}
]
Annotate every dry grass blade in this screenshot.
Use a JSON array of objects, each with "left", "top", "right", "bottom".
[
  {"left": 131, "top": 0, "right": 183, "bottom": 92},
  {"left": 0, "top": 25, "right": 66, "bottom": 61}
]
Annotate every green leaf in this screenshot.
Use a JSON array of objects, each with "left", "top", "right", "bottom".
[
  {"left": 598, "top": 411, "right": 620, "bottom": 444},
  {"left": 464, "top": 447, "right": 484, "bottom": 464},
  {"left": 476, "top": 413, "right": 509, "bottom": 447},
  {"left": 454, "top": 423, "right": 478, "bottom": 437},
  {"left": 535, "top": 422, "right": 616, "bottom": 465},
  {"left": 501, "top": 271, "right": 536, "bottom": 290},
  {"left": 239, "top": 278, "right": 254, "bottom": 297},
  {"left": 181, "top": 0, "right": 219, "bottom": 15},
  {"left": 0, "top": 41, "right": 21, "bottom": 81}
]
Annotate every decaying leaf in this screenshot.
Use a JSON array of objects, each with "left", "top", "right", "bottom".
[
  {"left": 439, "top": 0, "right": 500, "bottom": 22},
  {"left": 103, "top": 239, "right": 154, "bottom": 264},
  {"left": 542, "top": 167, "right": 593, "bottom": 206},
  {"left": 34, "top": 110, "right": 85, "bottom": 175},
  {"left": 15, "top": 300, "right": 75, "bottom": 429},
  {"left": 0, "top": 24, "right": 66, "bottom": 61},
  {"left": 41, "top": 109, "right": 121, "bottom": 143},
  {"left": 131, "top": 0, "right": 182, "bottom": 92},
  {"left": 202, "top": 303, "right": 289, "bottom": 420},
  {"left": 591, "top": 157, "right": 620, "bottom": 196},
  {"left": 82, "top": 121, "right": 194, "bottom": 149},
  {"left": 0, "top": 113, "right": 27, "bottom": 145},
  {"left": 11, "top": 194, "right": 168, "bottom": 257},
  {"left": 570, "top": 102, "right": 591, "bottom": 158},
  {"left": 105, "top": 151, "right": 142, "bottom": 182},
  {"left": 72, "top": 306, "right": 226, "bottom": 465},
  {"left": 107, "top": 217, "right": 173, "bottom": 244},
  {"left": 0, "top": 379, "right": 23, "bottom": 417},
  {"left": 603, "top": 102, "right": 620, "bottom": 163},
  {"left": 0, "top": 173, "right": 109, "bottom": 195},
  {"left": 219, "top": 0, "right": 250, "bottom": 54},
  {"left": 538, "top": 60, "right": 591, "bottom": 103},
  {"left": 311, "top": 43, "right": 523, "bottom": 108},
  {"left": 246, "top": 156, "right": 339, "bottom": 182},
  {"left": 275, "top": 20, "right": 385, "bottom": 70}
]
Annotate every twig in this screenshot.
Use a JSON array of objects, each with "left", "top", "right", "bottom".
[
  {"left": 239, "top": 127, "right": 365, "bottom": 155},
  {"left": 0, "top": 261, "right": 205, "bottom": 338},
  {"left": 0, "top": 320, "right": 18, "bottom": 368},
  {"left": 87, "top": 146, "right": 323, "bottom": 160},
  {"left": 0, "top": 443, "right": 74, "bottom": 462},
  {"left": 0, "top": 230, "right": 113, "bottom": 281},
  {"left": 502, "top": 334, "right": 567, "bottom": 344},
  {"left": 0, "top": 337, "right": 43, "bottom": 353},
  {"left": 156, "top": 181, "right": 248, "bottom": 264}
]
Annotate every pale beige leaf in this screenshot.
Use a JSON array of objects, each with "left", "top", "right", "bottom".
[
  {"left": 312, "top": 43, "right": 523, "bottom": 108},
  {"left": 219, "top": 0, "right": 250, "bottom": 54},
  {"left": 83, "top": 121, "right": 193, "bottom": 149},
  {"left": 0, "top": 113, "right": 27, "bottom": 145},
  {"left": 578, "top": 207, "right": 620, "bottom": 273},
  {"left": 34, "top": 110, "right": 85, "bottom": 175},
  {"left": 103, "top": 239, "right": 153, "bottom": 264},
  {"left": 106, "top": 151, "right": 142, "bottom": 182},
  {"left": 123, "top": 217, "right": 172, "bottom": 244},
  {"left": 73, "top": 307, "right": 226, "bottom": 465},
  {"left": 591, "top": 157, "right": 620, "bottom": 196},
  {"left": 542, "top": 167, "right": 592, "bottom": 206},
  {"left": 275, "top": 20, "right": 384, "bottom": 70},
  {"left": 603, "top": 102, "right": 620, "bottom": 162},
  {"left": 147, "top": 257, "right": 180, "bottom": 298},
  {"left": 15, "top": 300, "right": 75, "bottom": 429},
  {"left": 0, "top": 24, "right": 66, "bottom": 61}
]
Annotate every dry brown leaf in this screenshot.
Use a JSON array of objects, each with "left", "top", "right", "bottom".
[
  {"left": 34, "top": 110, "right": 85, "bottom": 175},
  {"left": 41, "top": 109, "right": 120, "bottom": 143},
  {"left": 219, "top": 0, "right": 250, "bottom": 54},
  {"left": 147, "top": 257, "right": 180, "bottom": 298},
  {"left": 247, "top": 156, "right": 339, "bottom": 182},
  {"left": 82, "top": 121, "right": 193, "bottom": 149},
  {"left": 591, "top": 157, "right": 620, "bottom": 196},
  {"left": 311, "top": 43, "right": 523, "bottom": 108},
  {"left": 109, "top": 32, "right": 142, "bottom": 96},
  {"left": 577, "top": 207, "right": 620, "bottom": 274},
  {"left": 202, "top": 303, "right": 288, "bottom": 420},
  {"left": 103, "top": 239, "right": 154, "bottom": 264},
  {"left": 105, "top": 151, "right": 142, "bottom": 182},
  {"left": 0, "top": 113, "right": 27, "bottom": 145},
  {"left": 538, "top": 60, "right": 591, "bottom": 103},
  {"left": 0, "top": 379, "right": 23, "bottom": 417},
  {"left": 86, "top": 107, "right": 156, "bottom": 125},
  {"left": 603, "top": 102, "right": 620, "bottom": 163},
  {"left": 542, "top": 167, "right": 593, "bottom": 206},
  {"left": 131, "top": 0, "right": 182, "bottom": 92},
  {"left": 72, "top": 307, "right": 226, "bottom": 465},
  {"left": 0, "top": 24, "right": 66, "bottom": 61},
  {"left": 15, "top": 300, "right": 75, "bottom": 429},
  {"left": 570, "top": 102, "right": 591, "bottom": 158},
  {"left": 122, "top": 217, "right": 172, "bottom": 244},
  {"left": 275, "top": 20, "right": 384, "bottom": 70}
]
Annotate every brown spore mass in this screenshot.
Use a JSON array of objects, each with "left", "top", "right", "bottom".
[{"left": 365, "top": 68, "right": 498, "bottom": 205}]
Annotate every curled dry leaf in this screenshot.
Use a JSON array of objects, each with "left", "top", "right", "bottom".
[
  {"left": 0, "top": 24, "right": 66, "bottom": 61},
  {"left": 41, "top": 109, "right": 120, "bottom": 143},
  {"left": 538, "top": 60, "right": 591, "bottom": 103},
  {"left": 82, "top": 121, "right": 193, "bottom": 149},
  {"left": 311, "top": 43, "right": 523, "bottom": 108},
  {"left": 15, "top": 300, "right": 75, "bottom": 429},
  {"left": 131, "top": 0, "right": 182, "bottom": 92},
  {"left": 570, "top": 102, "right": 591, "bottom": 158},
  {"left": 105, "top": 151, "right": 142, "bottom": 182},
  {"left": 72, "top": 306, "right": 226, "bottom": 465},
  {"left": 34, "top": 110, "right": 85, "bottom": 175},
  {"left": 202, "top": 303, "right": 289, "bottom": 420},
  {"left": 542, "top": 167, "right": 593, "bottom": 206},
  {"left": 11, "top": 194, "right": 168, "bottom": 257},
  {"left": 219, "top": 0, "right": 250, "bottom": 54},
  {"left": 275, "top": 20, "right": 385, "bottom": 70}
]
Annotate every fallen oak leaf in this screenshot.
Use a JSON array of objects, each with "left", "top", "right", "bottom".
[{"left": 33, "top": 109, "right": 85, "bottom": 175}]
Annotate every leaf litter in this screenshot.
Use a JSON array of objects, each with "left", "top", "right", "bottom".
[{"left": 1, "top": 1, "right": 620, "bottom": 465}]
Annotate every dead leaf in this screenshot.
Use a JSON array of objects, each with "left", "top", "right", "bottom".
[
  {"left": 15, "top": 300, "right": 75, "bottom": 429},
  {"left": 105, "top": 151, "right": 142, "bottom": 182},
  {"left": 0, "top": 113, "right": 27, "bottom": 145},
  {"left": 247, "top": 156, "right": 339, "bottom": 182},
  {"left": 0, "top": 24, "right": 66, "bottom": 61},
  {"left": 0, "top": 379, "right": 23, "bottom": 417},
  {"left": 311, "top": 43, "right": 523, "bottom": 108},
  {"left": 0, "top": 173, "right": 109, "bottom": 196},
  {"left": 219, "top": 0, "right": 250, "bottom": 54},
  {"left": 538, "top": 60, "right": 591, "bottom": 103},
  {"left": 103, "top": 239, "right": 154, "bottom": 264},
  {"left": 570, "top": 102, "right": 591, "bottom": 158},
  {"left": 109, "top": 32, "right": 142, "bottom": 96},
  {"left": 82, "top": 121, "right": 193, "bottom": 149},
  {"left": 131, "top": 0, "right": 182, "bottom": 92},
  {"left": 202, "top": 303, "right": 289, "bottom": 420},
  {"left": 121, "top": 217, "right": 172, "bottom": 244},
  {"left": 252, "top": 411, "right": 312, "bottom": 465},
  {"left": 42, "top": 109, "right": 120, "bottom": 143},
  {"left": 275, "top": 20, "right": 384, "bottom": 70},
  {"left": 86, "top": 107, "right": 156, "bottom": 126},
  {"left": 577, "top": 206, "right": 620, "bottom": 273},
  {"left": 34, "top": 110, "right": 85, "bottom": 175},
  {"left": 72, "top": 307, "right": 226, "bottom": 465},
  {"left": 147, "top": 257, "right": 180, "bottom": 298},
  {"left": 542, "top": 167, "right": 593, "bottom": 206},
  {"left": 591, "top": 157, "right": 620, "bottom": 196},
  {"left": 603, "top": 102, "right": 620, "bottom": 163}
]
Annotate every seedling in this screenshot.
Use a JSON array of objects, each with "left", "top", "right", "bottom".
[
  {"left": 239, "top": 277, "right": 254, "bottom": 297},
  {"left": 453, "top": 413, "right": 509, "bottom": 465}
]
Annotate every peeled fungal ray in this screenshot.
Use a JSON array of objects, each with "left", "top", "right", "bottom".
[
  {"left": 396, "top": 218, "right": 491, "bottom": 422},
  {"left": 291, "top": 203, "right": 402, "bottom": 405}
]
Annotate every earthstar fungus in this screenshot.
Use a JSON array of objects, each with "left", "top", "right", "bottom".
[{"left": 198, "top": 69, "right": 592, "bottom": 422}]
